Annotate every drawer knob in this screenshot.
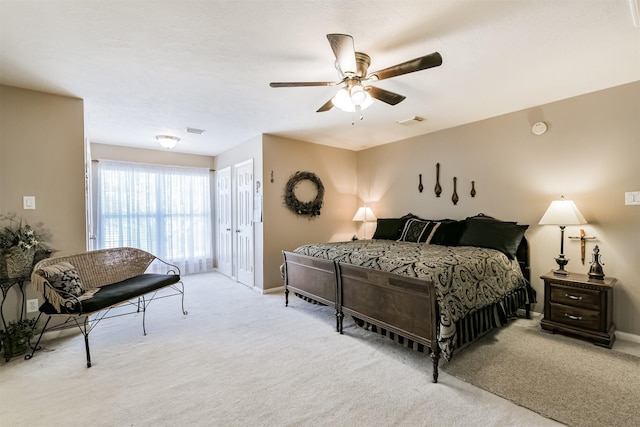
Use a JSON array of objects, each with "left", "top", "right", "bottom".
[
  {"left": 565, "top": 293, "right": 583, "bottom": 301},
  {"left": 565, "top": 313, "right": 583, "bottom": 321}
]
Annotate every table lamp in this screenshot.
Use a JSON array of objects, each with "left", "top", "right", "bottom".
[
  {"left": 352, "top": 206, "right": 377, "bottom": 239},
  {"left": 538, "top": 196, "right": 587, "bottom": 275}
]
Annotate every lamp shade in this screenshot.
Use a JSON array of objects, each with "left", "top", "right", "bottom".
[
  {"left": 352, "top": 206, "right": 377, "bottom": 222},
  {"left": 538, "top": 198, "right": 587, "bottom": 225}
]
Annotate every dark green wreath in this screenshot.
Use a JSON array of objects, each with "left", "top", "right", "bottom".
[{"left": 284, "top": 171, "right": 324, "bottom": 217}]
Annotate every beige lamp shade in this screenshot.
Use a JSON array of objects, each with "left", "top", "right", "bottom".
[
  {"left": 538, "top": 197, "right": 587, "bottom": 275},
  {"left": 538, "top": 199, "right": 587, "bottom": 226},
  {"left": 352, "top": 206, "right": 377, "bottom": 222}
]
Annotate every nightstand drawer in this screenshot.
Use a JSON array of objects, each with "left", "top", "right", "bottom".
[
  {"left": 549, "top": 302, "right": 600, "bottom": 330},
  {"left": 549, "top": 284, "right": 600, "bottom": 310}
]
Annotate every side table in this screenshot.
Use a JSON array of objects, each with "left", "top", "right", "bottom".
[
  {"left": 1, "top": 276, "right": 30, "bottom": 360},
  {"left": 540, "top": 271, "right": 616, "bottom": 348}
]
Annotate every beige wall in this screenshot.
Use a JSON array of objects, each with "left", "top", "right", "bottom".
[
  {"left": 1, "top": 85, "right": 86, "bottom": 322},
  {"left": 262, "top": 134, "right": 358, "bottom": 290},
  {"left": 214, "top": 135, "right": 357, "bottom": 292},
  {"left": 91, "top": 143, "right": 215, "bottom": 169},
  {"left": 356, "top": 81, "right": 640, "bottom": 335}
]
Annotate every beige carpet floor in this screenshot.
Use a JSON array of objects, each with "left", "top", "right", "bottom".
[
  {"left": 2, "top": 272, "right": 563, "bottom": 426},
  {"left": 443, "top": 317, "right": 640, "bottom": 427}
]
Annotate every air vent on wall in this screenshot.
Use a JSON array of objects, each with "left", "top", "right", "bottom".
[{"left": 396, "top": 116, "right": 425, "bottom": 126}]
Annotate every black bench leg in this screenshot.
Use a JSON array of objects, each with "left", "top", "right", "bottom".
[
  {"left": 82, "top": 317, "right": 92, "bottom": 368},
  {"left": 142, "top": 295, "right": 147, "bottom": 336},
  {"left": 84, "top": 334, "right": 92, "bottom": 368},
  {"left": 25, "top": 312, "right": 49, "bottom": 361},
  {"left": 178, "top": 281, "right": 187, "bottom": 315}
]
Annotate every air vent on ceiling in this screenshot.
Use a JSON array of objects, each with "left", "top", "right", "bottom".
[
  {"left": 186, "top": 127, "right": 205, "bottom": 134},
  {"left": 396, "top": 116, "right": 425, "bottom": 126}
]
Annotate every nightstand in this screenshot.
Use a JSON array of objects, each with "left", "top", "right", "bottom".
[{"left": 540, "top": 271, "right": 616, "bottom": 348}]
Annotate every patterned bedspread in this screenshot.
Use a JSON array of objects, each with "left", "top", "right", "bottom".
[{"left": 293, "top": 240, "right": 528, "bottom": 358}]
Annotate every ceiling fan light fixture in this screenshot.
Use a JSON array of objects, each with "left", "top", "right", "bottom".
[
  {"left": 156, "top": 135, "right": 180, "bottom": 149},
  {"left": 332, "top": 86, "right": 374, "bottom": 112},
  {"left": 332, "top": 88, "right": 353, "bottom": 112},
  {"left": 359, "top": 92, "right": 374, "bottom": 110},
  {"left": 350, "top": 84, "right": 367, "bottom": 105}
]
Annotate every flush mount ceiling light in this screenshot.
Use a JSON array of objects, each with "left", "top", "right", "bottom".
[{"left": 155, "top": 135, "right": 180, "bottom": 149}]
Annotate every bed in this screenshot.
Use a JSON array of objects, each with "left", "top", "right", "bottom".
[{"left": 282, "top": 214, "right": 534, "bottom": 383}]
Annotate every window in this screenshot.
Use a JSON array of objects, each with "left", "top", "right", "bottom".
[{"left": 97, "top": 160, "right": 213, "bottom": 274}]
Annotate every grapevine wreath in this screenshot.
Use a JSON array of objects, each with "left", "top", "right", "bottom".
[{"left": 284, "top": 171, "right": 324, "bottom": 217}]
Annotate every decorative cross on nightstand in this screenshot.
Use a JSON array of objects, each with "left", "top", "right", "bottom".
[{"left": 568, "top": 229, "right": 596, "bottom": 264}]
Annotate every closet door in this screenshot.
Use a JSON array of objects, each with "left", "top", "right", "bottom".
[
  {"left": 235, "top": 159, "right": 254, "bottom": 287},
  {"left": 216, "top": 167, "right": 233, "bottom": 278}
]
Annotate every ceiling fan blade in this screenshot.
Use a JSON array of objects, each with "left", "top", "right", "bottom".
[
  {"left": 316, "top": 98, "right": 334, "bottom": 112},
  {"left": 367, "top": 86, "right": 406, "bottom": 105},
  {"left": 370, "top": 52, "right": 442, "bottom": 81},
  {"left": 327, "top": 33, "right": 357, "bottom": 75},
  {"left": 270, "top": 81, "right": 337, "bottom": 88}
]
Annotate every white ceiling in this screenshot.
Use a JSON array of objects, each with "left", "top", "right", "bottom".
[{"left": 1, "top": 1, "right": 639, "bottom": 156}]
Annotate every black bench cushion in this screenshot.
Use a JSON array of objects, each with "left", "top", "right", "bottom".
[{"left": 40, "top": 274, "right": 180, "bottom": 315}]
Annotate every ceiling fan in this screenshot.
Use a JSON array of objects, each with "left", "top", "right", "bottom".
[{"left": 270, "top": 33, "right": 442, "bottom": 113}]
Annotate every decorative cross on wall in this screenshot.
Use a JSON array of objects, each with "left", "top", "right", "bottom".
[{"left": 568, "top": 229, "right": 597, "bottom": 264}]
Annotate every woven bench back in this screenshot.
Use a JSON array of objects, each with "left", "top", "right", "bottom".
[{"left": 31, "top": 247, "right": 158, "bottom": 311}]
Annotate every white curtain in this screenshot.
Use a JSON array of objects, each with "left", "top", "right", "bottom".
[{"left": 97, "top": 160, "right": 213, "bottom": 274}]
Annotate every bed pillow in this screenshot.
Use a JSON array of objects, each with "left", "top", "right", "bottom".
[
  {"left": 398, "top": 219, "right": 441, "bottom": 243},
  {"left": 458, "top": 217, "right": 528, "bottom": 259},
  {"left": 429, "top": 220, "right": 467, "bottom": 246},
  {"left": 372, "top": 218, "right": 407, "bottom": 240},
  {"left": 36, "top": 261, "right": 85, "bottom": 297},
  {"left": 372, "top": 214, "right": 418, "bottom": 240},
  {"left": 398, "top": 219, "right": 428, "bottom": 242}
]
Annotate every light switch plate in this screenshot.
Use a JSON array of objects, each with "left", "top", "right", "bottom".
[
  {"left": 23, "top": 196, "right": 36, "bottom": 209},
  {"left": 625, "top": 191, "right": 640, "bottom": 205}
]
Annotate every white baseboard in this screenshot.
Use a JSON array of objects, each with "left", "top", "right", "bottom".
[
  {"left": 516, "top": 309, "right": 640, "bottom": 344},
  {"left": 616, "top": 330, "right": 640, "bottom": 344},
  {"left": 261, "top": 285, "right": 284, "bottom": 295},
  {"left": 236, "top": 282, "right": 284, "bottom": 295},
  {"left": 41, "top": 325, "right": 81, "bottom": 340},
  {"left": 517, "top": 308, "right": 542, "bottom": 319}
]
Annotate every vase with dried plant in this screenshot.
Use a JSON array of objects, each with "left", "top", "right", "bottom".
[{"left": 0, "top": 213, "right": 51, "bottom": 280}]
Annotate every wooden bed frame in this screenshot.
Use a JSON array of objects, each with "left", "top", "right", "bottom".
[{"left": 282, "top": 238, "right": 531, "bottom": 383}]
